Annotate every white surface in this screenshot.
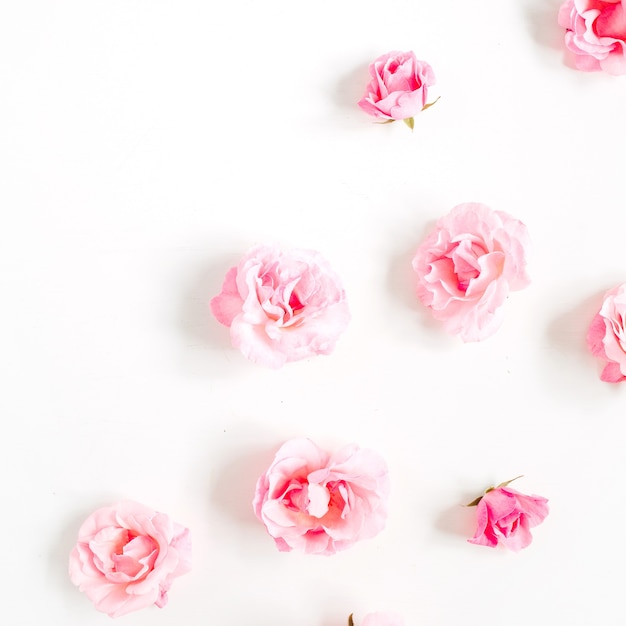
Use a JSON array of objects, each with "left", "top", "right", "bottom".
[{"left": 2, "top": 1, "right": 626, "bottom": 624}]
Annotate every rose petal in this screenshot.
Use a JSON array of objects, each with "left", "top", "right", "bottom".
[
  {"left": 253, "top": 439, "right": 389, "bottom": 555},
  {"left": 358, "top": 51, "right": 436, "bottom": 121},
  {"left": 468, "top": 485, "right": 548, "bottom": 551},
  {"left": 413, "top": 203, "right": 530, "bottom": 342},
  {"left": 68, "top": 501, "right": 191, "bottom": 617},
  {"left": 210, "top": 246, "right": 350, "bottom": 367}
]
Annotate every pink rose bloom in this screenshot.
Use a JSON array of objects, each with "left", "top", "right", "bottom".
[
  {"left": 361, "top": 612, "right": 405, "bottom": 626},
  {"left": 558, "top": 0, "right": 626, "bottom": 74},
  {"left": 412, "top": 203, "right": 531, "bottom": 342},
  {"left": 253, "top": 438, "right": 390, "bottom": 555},
  {"left": 587, "top": 282, "right": 626, "bottom": 382},
  {"left": 468, "top": 484, "right": 549, "bottom": 552},
  {"left": 358, "top": 50, "right": 436, "bottom": 123},
  {"left": 68, "top": 501, "right": 191, "bottom": 618},
  {"left": 210, "top": 245, "right": 350, "bottom": 368}
]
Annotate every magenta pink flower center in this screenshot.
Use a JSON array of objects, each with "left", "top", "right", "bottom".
[
  {"left": 442, "top": 239, "right": 487, "bottom": 292},
  {"left": 256, "top": 267, "right": 306, "bottom": 325},
  {"left": 279, "top": 478, "right": 350, "bottom": 521},
  {"left": 281, "top": 480, "right": 311, "bottom": 512},
  {"left": 90, "top": 527, "right": 158, "bottom": 580},
  {"left": 326, "top": 480, "right": 350, "bottom": 520},
  {"left": 495, "top": 514, "right": 521, "bottom": 537},
  {"left": 385, "top": 60, "right": 420, "bottom": 91},
  {"left": 288, "top": 290, "right": 304, "bottom": 314},
  {"left": 113, "top": 534, "right": 158, "bottom": 578}
]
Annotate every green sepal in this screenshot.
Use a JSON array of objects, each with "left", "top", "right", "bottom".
[
  {"left": 465, "top": 494, "right": 483, "bottom": 507},
  {"left": 495, "top": 475, "right": 524, "bottom": 489},
  {"left": 465, "top": 475, "right": 524, "bottom": 507},
  {"left": 403, "top": 117, "right": 415, "bottom": 130},
  {"left": 422, "top": 96, "right": 441, "bottom": 111},
  {"left": 375, "top": 119, "right": 396, "bottom": 125},
  {"left": 348, "top": 614, "right": 355, "bottom": 626}
]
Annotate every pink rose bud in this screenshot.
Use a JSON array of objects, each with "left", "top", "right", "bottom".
[
  {"left": 412, "top": 202, "right": 531, "bottom": 342},
  {"left": 467, "top": 477, "right": 549, "bottom": 552},
  {"left": 358, "top": 50, "right": 437, "bottom": 129},
  {"left": 558, "top": 0, "right": 626, "bottom": 75},
  {"left": 587, "top": 282, "right": 626, "bottom": 382},
  {"left": 253, "top": 438, "right": 390, "bottom": 555},
  {"left": 210, "top": 245, "right": 350, "bottom": 368},
  {"left": 68, "top": 501, "right": 191, "bottom": 617}
]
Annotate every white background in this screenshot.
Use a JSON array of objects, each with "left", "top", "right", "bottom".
[{"left": 2, "top": 1, "right": 626, "bottom": 624}]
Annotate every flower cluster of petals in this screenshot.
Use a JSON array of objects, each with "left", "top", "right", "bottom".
[
  {"left": 559, "top": 0, "right": 626, "bottom": 74},
  {"left": 68, "top": 501, "right": 191, "bottom": 617},
  {"left": 253, "top": 438, "right": 390, "bottom": 555},
  {"left": 69, "top": 21, "right": 626, "bottom": 616}
]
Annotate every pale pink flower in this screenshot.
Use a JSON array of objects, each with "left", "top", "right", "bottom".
[
  {"left": 412, "top": 203, "right": 531, "bottom": 342},
  {"left": 558, "top": 0, "right": 626, "bottom": 74},
  {"left": 587, "top": 282, "right": 626, "bottom": 382},
  {"left": 210, "top": 245, "right": 350, "bottom": 368},
  {"left": 358, "top": 50, "right": 436, "bottom": 126},
  {"left": 253, "top": 438, "right": 390, "bottom": 555},
  {"left": 468, "top": 480, "right": 549, "bottom": 552},
  {"left": 68, "top": 501, "right": 191, "bottom": 618},
  {"left": 361, "top": 612, "right": 405, "bottom": 626}
]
